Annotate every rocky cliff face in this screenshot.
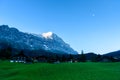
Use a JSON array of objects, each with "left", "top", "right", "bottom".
[{"left": 0, "top": 25, "right": 78, "bottom": 54}]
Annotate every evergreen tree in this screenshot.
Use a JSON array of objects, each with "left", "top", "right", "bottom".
[
  {"left": 68, "top": 54, "right": 73, "bottom": 61},
  {"left": 61, "top": 55, "right": 66, "bottom": 62},
  {"left": 79, "top": 50, "right": 86, "bottom": 62}
]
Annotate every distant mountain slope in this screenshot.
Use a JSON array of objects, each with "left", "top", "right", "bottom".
[
  {"left": 104, "top": 50, "right": 120, "bottom": 58},
  {"left": 0, "top": 25, "right": 78, "bottom": 54},
  {"left": 85, "top": 52, "right": 97, "bottom": 60}
]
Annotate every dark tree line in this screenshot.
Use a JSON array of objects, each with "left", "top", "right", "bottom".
[
  {"left": 0, "top": 47, "right": 119, "bottom": 63},
  {"left": 0, "top": 46, "right": 12, "bottom": 60}
]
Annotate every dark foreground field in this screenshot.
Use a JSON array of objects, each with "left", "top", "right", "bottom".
[{"left": 0, "top": 61, "right": 120, "bottom": 80}]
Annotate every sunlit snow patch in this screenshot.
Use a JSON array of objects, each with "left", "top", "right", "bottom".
[{"left": 42, "top": 32, "right": 53, "bottom": 39}]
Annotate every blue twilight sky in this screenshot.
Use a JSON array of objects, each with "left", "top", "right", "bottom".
[{"left": 0, "top": 0, "right": 120, "bottom": 54}]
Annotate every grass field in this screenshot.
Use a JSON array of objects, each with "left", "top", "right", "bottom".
[{"left": 0, "top": 61, "right": 120, "bottom": 80}]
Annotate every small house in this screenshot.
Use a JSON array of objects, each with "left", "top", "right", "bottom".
[{"left": 10, "top": 52, "right": 29, "bottom": 63}]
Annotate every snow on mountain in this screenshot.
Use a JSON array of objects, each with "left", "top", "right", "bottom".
[
  {"left": 42, "top": 32, "right": 53, "bottom": 39},
  {"left": 0, "top": 25, "right": 78, "bottom": 54}
]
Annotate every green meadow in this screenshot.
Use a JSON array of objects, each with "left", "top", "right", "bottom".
[{"left": 0, "top": 61, "right": 120, "bottom": 80}]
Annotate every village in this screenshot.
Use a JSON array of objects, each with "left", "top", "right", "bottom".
[{"left": 9, "top": 50, "right": 120, "bottom": 64}]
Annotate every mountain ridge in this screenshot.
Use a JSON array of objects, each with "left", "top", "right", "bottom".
[{"left": 0, "top": 25, "right": 78, "bottom": 54}]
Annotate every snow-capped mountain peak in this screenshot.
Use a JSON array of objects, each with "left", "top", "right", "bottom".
[
  {"left": 42, "top": 32, "right": 53, "bottom": 39},
  {"left": 0, "top": 25, "right": 78, "bottom": 54}
]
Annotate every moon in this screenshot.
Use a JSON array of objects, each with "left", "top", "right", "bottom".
[{"left": 92, "top": 14, "right": 95, "bottom": 17}]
